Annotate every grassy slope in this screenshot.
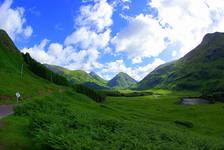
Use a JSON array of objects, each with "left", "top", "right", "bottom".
[
  {"left": 0, "top": 31, "right": 64, "bottom": 104},
  {"left": 89, "top": 72, "right": 107, "bottom": 85},
  {"left": 45, "top": 64, "right": 107, "bottom": 86},
  {"left": 137, "top": 32, "right": 224, "bottom": 91},
  {"left": 1, "top": 90, "right": 224, "bottom": 149}
]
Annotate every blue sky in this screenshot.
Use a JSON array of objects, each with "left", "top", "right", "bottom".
[{"left": 0, "top": 0, "right": 224, "bottom": 80}]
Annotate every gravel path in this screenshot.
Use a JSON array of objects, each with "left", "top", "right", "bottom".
[{"left": 0, "top": 105, "right": 13, "bottom": 119}]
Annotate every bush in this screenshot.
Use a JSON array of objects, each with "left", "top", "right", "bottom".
[
  {"left": 174, "top": 120, "right": 194, "bottom": 128},
  {"left": 73, "top": 84, "right": 106, "bottom": 102},
  {"left": 100, "top": 90, "right": 153, "bottom": 97},
  {"left": 201, "top": 82, "right": 224, "bottom": 102}
]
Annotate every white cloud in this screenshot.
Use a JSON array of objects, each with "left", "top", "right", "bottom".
[
  {"left": 66, "top": 0, "right": 113, "bottom": 50},
  {"left": 24, "top": 26, "right": 33, "bottom": 37},
  {"left": 22, "top": 39, "right": 54, "bottom": 63},
  {"left": 22, "top": 39, "right": 102, "bottom": 71},
  {"left": 100, "top": 58, "right": 165, "bottom": 80},
  {"left": 65, "top": 27, "right": 111, "bottom": 50},
  {"left": 76, "top": 0, "right": 113, "bottom": 32},
  {"left": 149, "top": 0, "right": 224, "bottom": 56},
  {"left": 112, "top": 14, "right": 169, "bottom": 64},
  {"left": 120, "top": 0, "right": 131, "bottom": 10},
  {"left": 171, "top": 50, "right": 177, "bottom": 58},
  {"left": 134, "top": 58, "right": 165, "bottom": 80},
  {"left": 112, "top": 0, "right": 224, "bottom": 65},
  {"left": 64, "top": 0, "right": 114, "bottom": 67},
  {"left": 113, "top": 0, "right": 132, "bottom": 11},
  {"left": 0, "top": 0, "right": 33, "bottom": 40},
  {"left": 22, "top": 0, "right": 114, "bottom": 73},
  {"left": 63, "top": 48, "right": 102, "bottom": 71},
  {"left": 59, "top": 0, "right": 114, "bottom": 72}
]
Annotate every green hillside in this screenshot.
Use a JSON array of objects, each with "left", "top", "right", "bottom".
[
  {"left": 89, "top": 71, "right": 107, "bottom": 85},
  {"left": 108, "top": 72, "right": 137, "bottom": 89},
  {"left": 0, "top": 30, "right": 65, "bottom": 104},
  {"left": 137, "top": 32, "right": 224, "bottom": 92},
  {"left": 45, "top": 64, "right": 108, "bottom": 88}
]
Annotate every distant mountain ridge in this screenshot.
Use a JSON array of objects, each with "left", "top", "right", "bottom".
[
  {"left": 108, "top": 72, "right": 137, "bottom": 89},
  {"left": 89, "top": 71, "right": 107, "bottom": 85},
  {"left": 137, "top": 32, "right": 224, "bottom": 91},
  {"left": 45, "top": 64, "right": 138, "bottom": 89},
  {"left": 45, "top": 64, "right": 107, "bottom": 88}
]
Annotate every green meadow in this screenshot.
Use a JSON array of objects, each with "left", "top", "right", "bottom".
[{"left": 1, "top": 89, "right": 224, "bottom": 149}]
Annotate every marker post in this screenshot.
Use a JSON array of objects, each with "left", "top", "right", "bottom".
[{"left": 16, "top": 92, "right": 21, "bottom": 104}]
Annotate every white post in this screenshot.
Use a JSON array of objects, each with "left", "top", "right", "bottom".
[
  {"left": 20, "top": 64, "right": 23, "bottom": 79},
  {"left": 16, "top": 92, "right": 20, "bottom": 104}
]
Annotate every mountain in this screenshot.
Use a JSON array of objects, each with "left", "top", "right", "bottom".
[
  {"left": 89, "top": 71, "right": 107, "bottom": 84},
  {"left": 44, "top": 64, "right": 65, "bottom": 75},
  {"left": 107, "top": 72, "right": 137, "bottom": 89},
  {"left": 45, "top": 64, "right": 108, "bottom": 89},
  {"left": 137, "top": 32, "right": 224, "bottom": 91}
]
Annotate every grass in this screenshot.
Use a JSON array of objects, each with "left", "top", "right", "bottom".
[
  {"left": 1, "top": 89, "right": 224, "bottom": 149},
  {"left": 0, "top": 41, "right": 66, "bottom": 105},
  {"left": 0, "top": 116, "right": 31, "bottom": 150},
  {"left": 106, "top": 90, "right": 224, "bottom": 137}
]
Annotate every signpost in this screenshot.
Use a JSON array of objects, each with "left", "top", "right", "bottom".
[{"left": 16, "top": 92, "right": 21, "bottom": 103}]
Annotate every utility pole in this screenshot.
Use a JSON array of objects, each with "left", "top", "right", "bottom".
[
  {"left": 51, "top": 72, "right": 53, "bottom": 82},
  {"left": 20, "top": 64, "right": 23, "bottom": 79}
]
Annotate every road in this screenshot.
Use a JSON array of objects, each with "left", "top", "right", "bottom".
[{"left": 0, "top": 105, "right": 13, "bottom": 119}]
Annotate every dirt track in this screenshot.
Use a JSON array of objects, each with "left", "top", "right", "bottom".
[{"left": 0, "top": 105, "right": 13, "bottom": 119}]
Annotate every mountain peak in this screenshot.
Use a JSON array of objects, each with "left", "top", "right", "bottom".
[
  {"left": 0, "top": 29, "right": 18, "bottom": 52},
  {"left": 108, "top": 72, "right": 137, "bottom": 89},
  {"left": 201, "top": 32, "right": 224, "bottom": 46},
  {"left": 117, "top": 72, "right": 127, "bottom": 76},
  {"left": 89, "top": 71, "right": 97, "bottom": 76}
]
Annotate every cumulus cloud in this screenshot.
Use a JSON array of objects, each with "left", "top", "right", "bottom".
[
  {"left": 65, "top": 0, "right": 113, "bottom": 50},
  {"left": 76, "top": 0, "right": 113, "bottom": 32},
  {"left": 112, "top": 14, "right": 169, "bottom": 64},
  {"left": 112, "top": 0, "right": 224, "bottom": 65},
  {"left": 22, "top": 0, "right": 114, "bottom": 73},
  {"left": 0, "top": 0, "right": 33, "bottom": 40},
  {"left": 65, "top": 27, "right": 111, "bottom": 50},
  {"left": 149, "top": 0, "right": 224, "bottom": 56},
  {"left": 22, "top": 39, "right": 101, "bottom": 71},
  {"left": 22, "top": 39, "right": 54, "bottom": 63},
  {"left": 100, "top": 58, "right": 165, "bottom": 80},
  {"left": 117, "top": 0, "right": 132, "bottom": 10},
  {"left": 64, "top": 0, "right": 114, "bottom": 67}
]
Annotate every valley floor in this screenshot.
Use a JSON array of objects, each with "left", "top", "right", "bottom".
[{"left": 0, "top": 89, "right": 224, "bottom": 149}]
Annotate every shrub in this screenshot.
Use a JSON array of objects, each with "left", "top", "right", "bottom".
[
  {"left": 73, "top": 84, "right": 106, "bottom": 102},
  {"left": 174, "top": 120, "right": 194, "bottom": 128},
  {"left": 201, "top": 82, "right": 224, "bottom": 102},
  {"left": 100, "top": 90, "right": 153, "bottom": 97}
]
